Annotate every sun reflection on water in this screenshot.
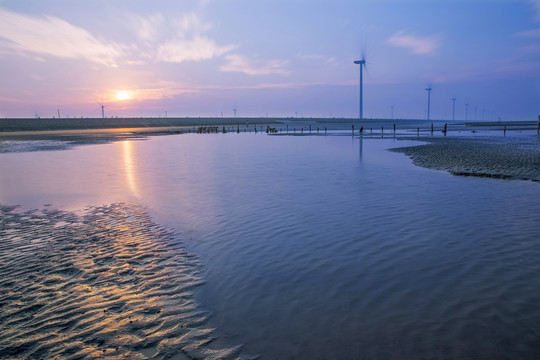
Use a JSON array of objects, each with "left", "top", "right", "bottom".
[{"left": 122, "top": 140, "right": 138, "bottom": 196}]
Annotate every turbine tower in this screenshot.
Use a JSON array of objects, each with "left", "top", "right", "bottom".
[
  {"left": 97, "top": 101, "right": 105, "bottom": 119},
  {"left": 354, "top": 57, "right": 366, "bottom": 119},
  {"left": 451, "top": 98, "right": 456, "bottom": 121},
  {"left": 425, "top": 86, "right": 432, "bottom": 120}
]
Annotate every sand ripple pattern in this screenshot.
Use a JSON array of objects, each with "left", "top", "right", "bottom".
[
  {"left": 392, "top": 136, "right": 540, "bottom": 182},
  {"left": 0, "top": 203, "right": 250, "bottom": 360}
]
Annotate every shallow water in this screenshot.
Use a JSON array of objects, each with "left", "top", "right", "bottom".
[{"left": 1, "top": 133, "right": 540, "bottom": 359}]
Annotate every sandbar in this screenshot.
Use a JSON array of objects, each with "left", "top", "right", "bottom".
[{"left": 392, "top": 136, "right": 540, "bottom": 182}]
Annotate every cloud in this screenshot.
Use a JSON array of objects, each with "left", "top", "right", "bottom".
[
  {"left": 0, "top": 9, "right": 236, "bottom": 66},
  {"left": 127, "top": 11, "right": 234, "bottom": 63},
  {"left": 131, "top": 13, "right": 166, "bottom": 43},
  {"left": 518, "top": 44, "right": 540, "bottom": 54},
  {"left": 297, "top": 53, "right": 326, "bottom": 61},
  {"left": 531, "top": 0, "right": 540, "bottom": 21},
  {"left": 516, "top": 28, "right": 540, "bottom": 38},
  {"left": 157, "top": 36, "right": 234, "bottom": 63},
  {"left": 220, "top": 54, "right": 290, "bottom": 75},
  {"left": 0, "top": 9, "right": 124, "bottom": 67},
  {"left": 386, "top": 30, "right": 440, "bottom": 55},
  {"left": 130, "top": 86, "right": 198, "bottom": 101},
  {"left": 297, "top": 53, "right": 338, "bottom": 65}
]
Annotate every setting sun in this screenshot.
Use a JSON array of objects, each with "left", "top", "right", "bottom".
[{"left": 116, "top": 90, "right": 131, "bottom": 101}]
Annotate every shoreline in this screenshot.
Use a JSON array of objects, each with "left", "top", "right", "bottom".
[
  {"left": 1, "top": 119, "right": 539, "bottom": 183},
  {"left": 1, "top": 116, "right": 537, "bottom": 134}
]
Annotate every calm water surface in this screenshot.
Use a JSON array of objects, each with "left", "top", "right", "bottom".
[{"left": 1, "top": 133, "right": 540, "bottom": 359}]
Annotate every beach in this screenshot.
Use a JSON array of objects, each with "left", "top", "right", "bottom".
[{"left": 1, "top": 119, "right": 540, "bottom": 359}]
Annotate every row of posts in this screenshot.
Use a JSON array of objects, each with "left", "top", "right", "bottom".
[
  {"left": 352, "top": 123, "right": 446, "bottom": 136},
  {"left": 190, "top": 118, "right": 540, "bottom": 136}
]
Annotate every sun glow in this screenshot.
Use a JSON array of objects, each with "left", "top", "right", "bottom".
[{"left": 116, "top": 90, "right": 131, "bottom": 101}]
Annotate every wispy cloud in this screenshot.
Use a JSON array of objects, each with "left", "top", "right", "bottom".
[
  {"left": 0, "top": 9, "right": 124, "bottom": 67},
  {"left": 0, "top": 9, "right": 236, "bottom": 66},
  {"left": 297, "top": 53, "right": 338, "bottom": 65},
  {"left": 530, "top": 0, "right": 540, "bottom": 21},
  {"left": 386, "top": 30, "right": 440, "bottom": 55},
  {"left": 157, "top": 37, "right": 234, "bottom": 63},
  {"left": 516, "top": 28, "right": 540, "bottom": 38},
  {"left": 518, "top": 44, "right": 540, "bottom": 54},
  {"left": 128, "top": 11, "right": 235, "bottom": 63},
  {"left": 130, "top": 12, "right": 212, "bottom": 44},
  {"left": 128, "top": 85, "right": 198, "bottom": 101},
  {"left": 220, "top": 54, "right": 290, "bottom": 75}
]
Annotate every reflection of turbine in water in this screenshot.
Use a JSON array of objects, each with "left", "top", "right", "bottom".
[
  {"left": 358, "top": 135, "right": 363, "bottom": 161},
  {"left": 122, "top": 140, "right": 139, "bottom": 196}
]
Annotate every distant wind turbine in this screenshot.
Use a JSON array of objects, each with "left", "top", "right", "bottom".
[
  {"left": 354, "top": 57, "right": 367, "bottom": 119},
  {"left": 425, "top": 86, "right": 432, "bottom": 120},
  {"left": 98, "top": 99, "right": 106, "bottom": 119}
]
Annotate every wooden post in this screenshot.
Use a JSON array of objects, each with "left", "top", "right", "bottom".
[{"left": 504, "top": 124, "right": 507, "bottom": 136}]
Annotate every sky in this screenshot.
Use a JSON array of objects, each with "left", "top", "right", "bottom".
[{"left": 0, "top": 0, "right": 539, "bottom": 120}]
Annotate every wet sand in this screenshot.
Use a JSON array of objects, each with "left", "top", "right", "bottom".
[
  {"left": 392, "top": 136, "right": 540, "bottom": 182},
  {"left": 0, "top": 203, "right": 253, "bottom": 359},
  {"left": 1, "top": 124, "right": 539, "bottom": 358}
]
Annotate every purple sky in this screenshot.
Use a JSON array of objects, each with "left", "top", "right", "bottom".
[{"left": 0, "top": 0, "right": 539, "bottom": 120}]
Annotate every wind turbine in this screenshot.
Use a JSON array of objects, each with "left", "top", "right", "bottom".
[
  {"left": 354, "top": 57, "right": 367, "bottom": 119},
  {"left": 425, "top": 85, "right": 432, "bottom": 120},
  {"left": 98, "top": 99, "right": 106, "bottom": 119}
]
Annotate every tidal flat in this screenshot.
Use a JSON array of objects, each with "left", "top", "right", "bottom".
[{"left": 1, "top": 125, "right": 539, "bottom": 359}]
